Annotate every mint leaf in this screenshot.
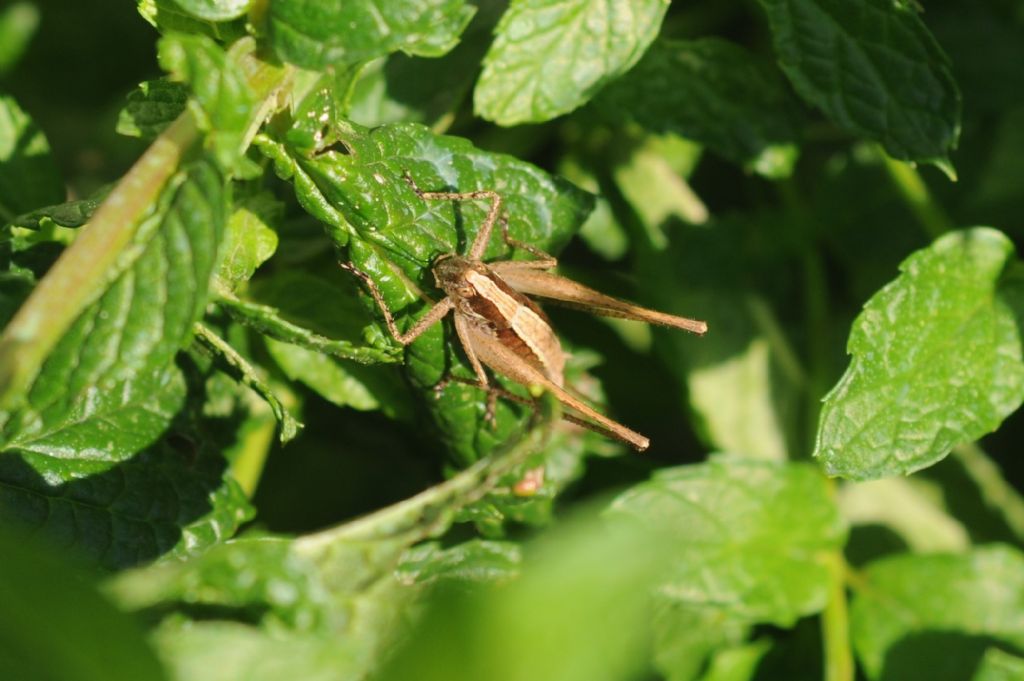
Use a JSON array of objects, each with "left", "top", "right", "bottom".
[
  {"left": 0, "top": 95, "right": 63, "bottom": 223},
  {"left": 266, "top": 0, "right": 476, "bottom": 70},
  {"left": 396, "top": 539, "right": 522, "bottom": 585},
  {"left": 266, "top": 338, "right": 404, "bottom": 413},
  {"left": 973, "top": 649, "right": 1024, "bottom": 681},
  {"left": 608, "top": 456, "right": 846, "bottom": 626},
  {"left": 264, "top": 121, "right": 592, "bottom": 463},
  {"left": 151, "top": 622, "right": 356, "bottom": 681},
  {"left": 851, "top": 545, "right": 1024, "bottom": 681},
  {"left": 109, "top": 430, "right": 548, "bottom": 681},
  {"left": 701, "top": 640, "right": 773, "bottom": 681},
  {"left": 157, "top": 33, "right": 255, "bottom": 168},
  {"left": 216, "top": 191, "right": 280, "bottom": 290},
  {"left": 757, "top": 0, "right": 961, "bottom": 170},
  {"left": 839, "top": 477, "right": 969, "bottom": 554},
  {"left": 171, "top": 0, "right": 250, "bottom": 22},
  {"left": 0, "top": 2, "right": 38, "bottom": 76},
  {"left": 378, "top": 506, "right": 668, "bottom": 681},
  {"left": 218, "top": 292, "right": 400, "bottom": 366},
  {"left": 193, "top": 323, "right": 301, "bottom": 443},
  {"left": 247, "top": 268, "right": 412, "bottom": 418},
  {"left": 138, "top": 0, "right": 247, "bottom": 41},
  {"left": 598, "top": 38, "right": 802, "bottom": 178},
  {"left": 11, "top": 190, "right": 108, "bottom": 230},
  {"left": 0, "top": 525, "right": 167, "bottom": 681},
  {"left": 117, "top": 79, "right": 189, "bottom": 141},
  {"left": 475, "top": 0, "right": 669, "bottom": 125},
  {"left": 112, "top": 537, "right": 332, "bottom": 630},
  {"left": 651, "top": 600, "right": 751, "bottom": 681},
  {"left": 0, "top": 160, "right": 248, "bottom": 567},
  {"left": 346, "top": 2, "right": 502, "bottom": 129},
  {"left": 815, "top": 228, "right": 1024, "bottom": 480}
]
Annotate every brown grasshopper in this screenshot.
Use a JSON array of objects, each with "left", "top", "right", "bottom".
[{"left": 341, "top": 175, "right": 707, "bottom": 451}]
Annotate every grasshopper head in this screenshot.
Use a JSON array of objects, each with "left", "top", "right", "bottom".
[{"left": 432, "top": 253, "right": 477, "bottom": 299}]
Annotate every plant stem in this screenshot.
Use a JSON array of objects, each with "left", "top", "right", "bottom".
[
  {"left": 193, "top": 321, "right": 301, "bottom": 442},
  {"left": 881, "top": 152, "right": 954, "bottom": 240},
  {"left": 294, "top": 413, "right": 553, "bottom": 557},
  {"left": 778, "top": 179, "right": 829, "bottom": 457},
  {"left": 217, "top": 292, "right": 401, "bottom": 365},
  {"left": 801, "top": 249, "right": 830, "bottom": 454},
  {"left": 0, "top": 113, "right": 199, "bottom": 406},
  {"left": 822, "top": 550, "right": 855, "bottom": 681},
  {"left": 0, "top": 48, "right": 291, "bottom": 408}
]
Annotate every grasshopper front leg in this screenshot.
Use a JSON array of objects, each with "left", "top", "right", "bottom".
[
  {"left": 339, "top": 262, "right": 454, "bottom": 346},
  {"left": 404, "top": 172, "right": 503, "bottom": 261},
  {"left": 342, "top": 262, "right": 498, "bottom": 422}
]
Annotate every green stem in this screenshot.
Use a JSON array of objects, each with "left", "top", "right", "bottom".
[
  {"left": 778, "top": 179, "right": 829, "bottom": 457},
  {"left": 822, "top": 550, "right": 855, "bottom": 681},
  {"left": 0, "top": 49, "right": 291, "bottom": 408},
  {"left": 230, "top": 415, "right": 278, "bottom": 498},
  {"left": 217, "top": 293, "right": 401, "bottom": 365},
  {"left": 881, "top": 152, "right": 954, "bottom": 240},
  {"left": 193, "top": 321, "right": 301, "bottom": 442},
  {"left": 0, "top": 113, "right": 200, "bottom": 406},
  {"left": 746, "top": 295, "right": 807, "bottom": 390},
  {"left": 802, "top": 250, "right": 830, "bottom": 454},
  {"left": 953, "top": 441, "right": 1024, "bottom": 544},
  {"left": 294, "top": 413, "right": 553, "bottom": 557}
]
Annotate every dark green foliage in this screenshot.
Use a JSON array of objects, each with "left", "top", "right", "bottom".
[{"left": 1, "top": 1, "right": 1022, "bottom": 680}]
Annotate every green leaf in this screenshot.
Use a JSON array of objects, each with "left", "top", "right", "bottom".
[
  {"left": 218, "top": 292, "right": 400, "bottom": 366},
  {"left": 193, "top": 322, "right": 301, "bottom": 442},
  {"left": 109, "top": 429, "right": 549, "bottom": 681},
  {"left": 0, "top": 524, "right": 168, "bottom": 681},
  {"left": 266, "top": 338, "right": 401, "bottom": 413},
  {"left": 701, "top": 640, "right": 773, "bottom": 681},
  {"left": 0, "top": 160, "right": 248, "bottom": 567},
  {"left": 247, "top": 268, "right": 412, "bottom": 418},
  {"left": 266, "top": 0, "right": 476, "bottom": 70},
  {"left": 815, "top": 228, "right": 1024, "bottom": 480},
  {"left": 973, "top": 649, "right": 1024, "bottom": 681},
  {"left": 608, "top": 456, "right": 847, "bottom": 626},
  {"left": 346, "top": 1, "right": 503, "bottom": 129},
  {"left": 138, "top": 0, "right": 247, "bottom": 41},
  {"left": 851, "top": 545, "right": 1024, "bottom": 681},
  {"left": 651, "top": 600, "right": 751, "bottom": 681},
  {"left": 0, "top": 94, "right": 63, "bottom": 223},
  {"left": 11, "top": 188, "right": 109, "bottom": 230},
  {"left": 264, "top": 121, "right": 592, "bottom": 463},
  {"left": 757, "top": 0, "right": 961, "bottom": 170},
  {"left": 171, "top": 0, "right": 249, "bottom": 22},
  {"left": 474, "top": 0, "right": 669, "bottom": 125},
  {"left": 0, "top": 2, "right": 39, "bottom": 76},
  {"left": 598, "top": 38, "right": 802, "bottom": 178},
  {"left": 839, "top": 477, "right": 969, "bottom": 555},
  {"left": 117, "top": 79, "right": 189, "bottom": 141},
  {"left": 690, "top": 338, "right": 789, "bottom": 459},
  {"left": 112, "top": 537, "right": 332, "bottom": 630},
  {"left": 216, "top": 191, "right": 281, "bottom": 290},
  {"left": 151, "top": 622, "right": 354, "bottom": 681},
  {"left": 377, "top": 504, "right": 669, "bottom": 681},
  {"left": 157, "top": 33, "right": 255, "bottom": 168},
  {"left": 396, "top": 539, "right": 522, "bottom": 585},
  {"left": 608, "top": 205, "right": 798, "bottom": 460},
  {"left": 1, "top": 161, "right": 224, "bottom": 450}
]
